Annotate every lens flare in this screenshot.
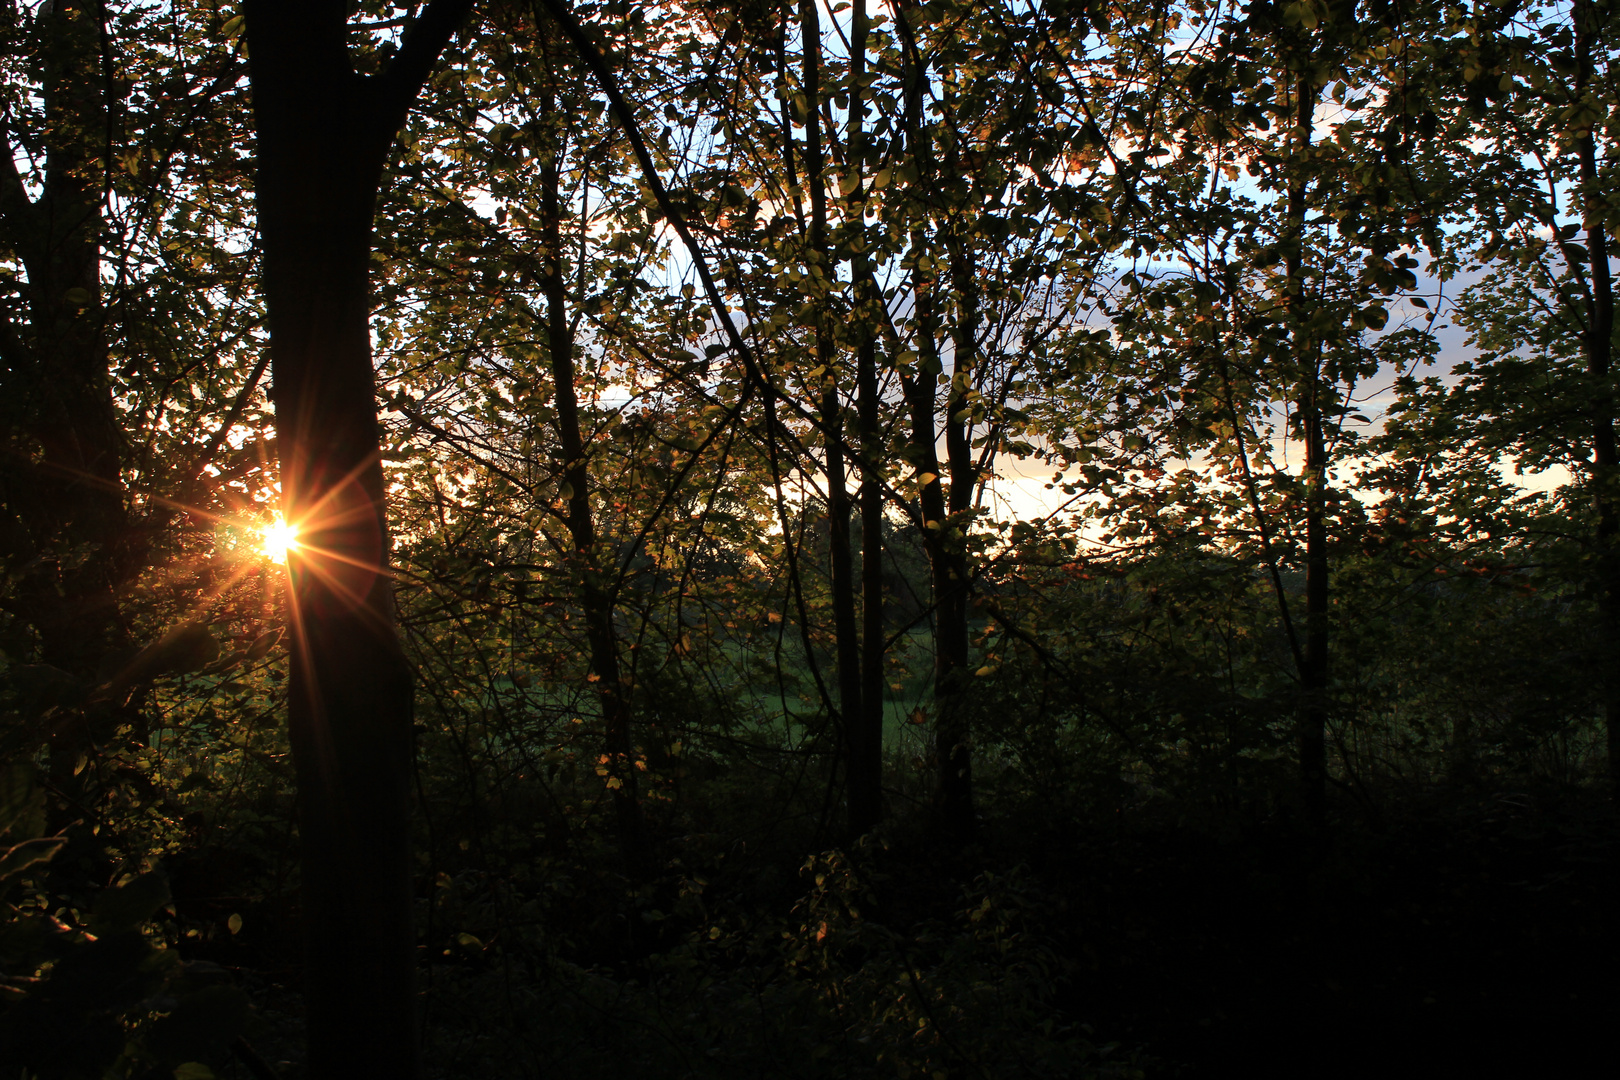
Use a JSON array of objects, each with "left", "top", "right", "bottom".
[{"left": 261, "top": 516, "right": 299, "bottom": 565}]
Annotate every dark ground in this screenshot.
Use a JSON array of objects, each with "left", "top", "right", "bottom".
[
  {"left": 175, "top": 783, "right": 1617, "bottom": 1079},
  {"left": 1018, "top": 787, "right": 1617, "bottom": 1078}
]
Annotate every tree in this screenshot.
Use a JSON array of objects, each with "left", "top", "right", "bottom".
[
  {"left": 1376, "top": 0, "right": 1620, "bottom": 791},
  {"left": 242, "top": 1, "right": 472, "bottom": 1073},
  {"left": 0, "top": 0, "right": 134, "bottom": 746}
]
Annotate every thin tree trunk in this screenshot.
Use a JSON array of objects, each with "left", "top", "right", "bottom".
[
  {"left": 245, "top": 3, "right": 469, "bottom": 1074},
  {"left": 1287, "top": 73, "right": 1328, "bottom": 827},
  {"left": 537, "top": 68, "right": 644, "bottom": 870},
  {"left": 1575, "top": 0, "right": 1620, "bottom": 794},
  {"left": 935, "top": 109, "right": 977, "bottom": 839},
  {"left": 848, "top": 0, "right": 883, "bottom": 837},
  {"left": 894, "top": 0, "right": 971, "bottom": 837},
  {"left": 799, "top": 0, "right": 863, "bottom": 812}
]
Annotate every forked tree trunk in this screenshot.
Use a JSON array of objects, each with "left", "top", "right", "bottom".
[
  {"left": 894, "top": 0, "right": 972, "bottom": 838},
  {"left": 245, "top": 2, "right": 470, "bottom": 1074}
]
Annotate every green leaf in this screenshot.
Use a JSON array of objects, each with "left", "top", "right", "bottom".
[{"left": 174, "top": 1064, "right": 215, "bottom": 1080}]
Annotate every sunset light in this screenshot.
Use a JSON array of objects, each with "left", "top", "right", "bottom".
[{"left": 261, "top": 516, "right": 299, "bottom": 565}]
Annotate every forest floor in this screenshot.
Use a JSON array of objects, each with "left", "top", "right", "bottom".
[
  {"left": 1006, "top": 784, "right": 1619, "bottom": 1078},
  {"left": 201, "top": 781, "right": 1617, "bottom": 1079}
]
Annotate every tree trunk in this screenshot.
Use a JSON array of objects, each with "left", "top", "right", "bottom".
[
  {"left": 245, "top": 3, "right": 470, "bottom": 1074},
  {"left": 936, "top": 224, "right": 976, "bottom": 840},
  {"left": 799, "top": 0, "right": 863, "bottom": 821},
  {"left": 1574, "top": 0, "right": 1620, "bottom": 795},
  {"left": 537, "top": 69, "right": 645, "bottom": 871},
  {"left": 848, "top": 0, "right": 884, "bottom": 838},
  {"left": 1287, "top": 73, "right": 1328, "bottom": 827},
  {"left": 0, "top": 0, "right": 129, "bottom": 691},
  {"left": 894, "top": 0, "right": 972, "bottom": 838}
]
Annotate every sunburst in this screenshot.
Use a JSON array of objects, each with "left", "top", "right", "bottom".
[{"left": 261, "top": 515, "right": 300, "bottom": 565}]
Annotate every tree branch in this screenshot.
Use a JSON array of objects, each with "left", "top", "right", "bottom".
[{"left": 373, "top": 0, "right": 476, "bottom": 137}]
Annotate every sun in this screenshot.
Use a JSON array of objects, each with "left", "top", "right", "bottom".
[{"left": 261, "top": 515, "right": 300, "bottom": 565}]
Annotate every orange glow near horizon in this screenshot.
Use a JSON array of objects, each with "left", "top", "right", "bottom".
[{"left": 261, "top": 515, "right": 300, "bottom": 565}]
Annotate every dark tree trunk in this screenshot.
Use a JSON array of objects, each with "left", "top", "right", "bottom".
[
  {"left": 933, "top": 86, "right": 979, "bottom": 838},
  {"left": 799, "top": 0, "right": 864, "bottom": 818},
  {"left": 1574, "top": 0, "right": 1620, "bottom": 795},
  {"left": 537, "top": 70, "right": 645, "bottom": 870},
  {"left": 244, "top": 3, "right": 470, "bottom": 1074},
  {"left": 894, "top": 0, "right": 971, "bottom": 838},
  {"left": 1287, "top": 74, "right": 1328, "bottom": 827},
  {"left": 0, "top": 0, "right": 129, "bottom": 689},
  {"left": 848, "top": 0, "right": 883, "bottom": 838},
  {"left": 936, "top": 225, "right": 976, "bottom": 840}
]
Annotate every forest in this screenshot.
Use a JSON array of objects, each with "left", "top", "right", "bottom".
[{"left": 0, "top": 0, "right": 1615, "bottom": 1076}]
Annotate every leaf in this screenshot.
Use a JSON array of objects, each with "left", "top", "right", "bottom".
[
  {"left": 220, "top": 14, "right": 245, "bottom": 40},
  {"left": 227, "top": 913, "right": 242, "bottom": 935},
  {"left": 244, "top": 627, "right": 283, "bottom": 661},
  {"left": 174, "top": 1063, "right": 215, "bottom": 1080},
  {"left": 0, "top": 837, "right": 66, "bottom": 883}
]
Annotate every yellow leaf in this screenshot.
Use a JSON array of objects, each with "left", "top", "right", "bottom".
[
  {"left": 221, "top": 14, "right": 244, "bottom": 39},
  {"left": 227, "top": 913, "right": 242, "bottom": 935}
]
